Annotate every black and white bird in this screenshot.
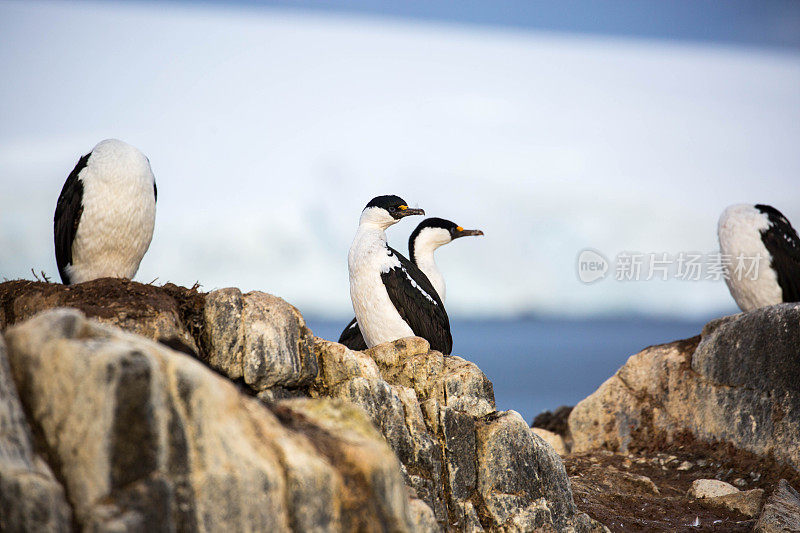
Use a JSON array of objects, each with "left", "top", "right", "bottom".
[
  {"left": 54, "top": 139, "right": 157, "bottom": 285},
  {"left": 339, "top": 217, "right": 482, "bottom": 350},
  {"left": 717, "top": 203, "right": 800, "bottom": 312},
  {"left": 345, "top": 195, "right": 453, "bottom": 354},
  {"left": 408, "top": 217, "right": 484, "bottom": 302}
]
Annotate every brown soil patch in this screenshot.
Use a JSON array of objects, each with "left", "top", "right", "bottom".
[
  {"left": 566, "top": 439, "right": 799, "bottom": 533},
  {"left": 0, "top": 278, "right": 208, "bottom": 355},
  {"left": 1, "top": 278, "right": 176, "bottom": 321}
]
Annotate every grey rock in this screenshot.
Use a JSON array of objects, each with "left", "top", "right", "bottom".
[
  {"left": 315, "top": 336, "right": 599, "bottom": 532},
  {"left": 408, "top": 498, "right": 439, "bottom": 533},
  {"left": 3, "top": 309, "right": 417, "bottom": 532},
  {"left": 1, "top": 277, "right": 604, "bottom": 533},
  {"left": 241, "top": 291, "right": 317, "bottom": 391},
  {"left": 202, "top": 287, "right": 245, "bottom": 379},
  {"left": 275, "top": 398, "right": 415, "bottom": 532},
  {"left": 329, "top": 376, "right": 446, "bottom": 523},
  {"left": 689, "top": 480, "right": 764, "bottom": 517},
  {"left": 689, "top": 479, "right": 739, "bottom": 499},
  {"left": 714, "top": 489, "right": 764, "bottom": 518},
  {"left": 569, "top": 304, "right": 800, "bottom": 472},
  {"left": 441, "top": 407, "right": 478, "bottom": 503},
  {"left": 0, "top": 335, "right": 72, "bottom": 532},
  {"left": 475, "top": 410, "right": 577, "bottom": 531},
  {"left": 756, "top": 479, "right": 800, "bottom": 533},
  {"left": 532, "top": 428, "right": 568, "bottom": 456}
]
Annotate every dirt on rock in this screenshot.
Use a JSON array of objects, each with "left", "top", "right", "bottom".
[
  {"left": 565, "top": 434, "right": 800, "bottom": 533},
  {"left": 0, "top": 278, "right": 207, "bottom": 354},
  {"left": 1, "top": 278, "right": 197, "bottom": 320}
]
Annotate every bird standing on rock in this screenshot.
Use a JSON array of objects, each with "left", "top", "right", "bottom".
[
  {"left": 54, "top": 139, "right": 157, "bottom": 285},
  {"left": 340, "top": 217, "right": 482, "bottom": 350},
  {"left": 347, "top": 195, "right": 453, "bottom": 354},
  {"left": 717, "top": 203, "right": 800, "bottom": 312}
]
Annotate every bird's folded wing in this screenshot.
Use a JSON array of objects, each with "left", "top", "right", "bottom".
[{"left": 381, "top": 247, "right": 452, "bottom": 354}]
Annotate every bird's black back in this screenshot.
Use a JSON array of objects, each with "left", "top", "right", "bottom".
[
  {"left": 338, "top": 317, "right": 368, "bottom": 351},
  {"left": 756, "top": 204, "right": 800, "bottom": 302},
  {"left": 54, "top": 152, "right": 90, "bottom": 284},
  {"left": 380, "top": 246, "right": 452, "bottom": 354}
]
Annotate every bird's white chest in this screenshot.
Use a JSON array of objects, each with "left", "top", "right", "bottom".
[
  {"left": 69, "top": 169, "right": 156, "bottom": 283},
  {"left": 348, "top": 231, "right": 414, "bottom": 348},
  {"left": 718, "top": 212, "right": 782, "bottom": 312}
]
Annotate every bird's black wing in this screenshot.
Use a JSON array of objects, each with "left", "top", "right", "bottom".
[
  {"left": 147, "top": 155, "right": 157, "bottom": 203},
  {"left": 338, "top": 317, "right": 368, "bottom": 351},
  {"left": 757, "top": 205, "right": 800, "bottom": 302},
  {"left": 54, "top": 153, "right": 90, "bottom": 284},
  {"left": 381, "top": 247, "right": 452, "bottom": 354}
]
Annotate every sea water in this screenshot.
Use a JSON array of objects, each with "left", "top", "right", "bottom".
[{"left": 306, "top": 315, "right": 712, "bottom": 423}]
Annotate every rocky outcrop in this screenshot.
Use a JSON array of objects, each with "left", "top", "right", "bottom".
[
  {"left": 0, "top": 334, "right": 72, "bottom": 532},
  {"left": 0, "top": 279, "right": 597, "bottom": 532},
  {"left": 311, "top": 336, "right": 599, "bottom": 531},
  {"left": 532, "top": 429, "right": 568, "bottom": 456},
  {"left": 688, "top": 480, "right": 764, "bottom": 518},
  {"left": 756, "top": 479, "right": 800, "bottom": 533},
  {"left": 203, "top": 288, "right": 317, "bottom": 393},
  {"left": 3, "top": 308, "right": 422, "bottom": 531},
  {"left": 568, "top": 303, "right": 800, "bottom": 474}
]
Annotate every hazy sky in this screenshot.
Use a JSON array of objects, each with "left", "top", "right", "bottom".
[
  {"left": 161, "top": 0, "right": 800, "bottom": 50},
  {"left": 1, "top": 1, "right": 799, "bottom": 318}
]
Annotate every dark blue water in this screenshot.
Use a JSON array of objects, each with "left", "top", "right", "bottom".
[{"left": 306, "top": 316, "right": 710, "bottom": 424}]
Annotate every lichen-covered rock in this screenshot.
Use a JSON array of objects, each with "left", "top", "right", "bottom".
[
  {"left": 202, "top": 287, "right": 245, "bottom": 379},
  {"left": 1, "top": 280, "right": 601, "bottom": 532},
  {"left": 0, "top": 335, "right": 72, "bottom": 532},
  {"left": 756, "top": 479, "right": 800, "bottom": 533},
  {"left": 569, "top": 304, "right": 800, "bottom": 472},
  {"left": 532, "top": 428, "right": 568, "bottom": 456},
  {"left": 240, "top": 291, "right": 317, "bottom": 391},
  {"left": 3, "top": 309, "right": 417, "bottom": 532},
  {"left": 0, "top": 281, "right": 319, "bottom": 399},
  {"left": 367, "top": 339, "right": 495, "bottom": 420},
  {"left": 314, "top": 336, "right": 598, "bottom": 532},
  {"left": 476, "top": 411, "right": 581, "bottom": 531},
  {"left": 313, "top": 340, "right": 447, "bottom": 524},
  {"left": 313, "top": 338, "right": 381, "bottom": 387},
  {"left": 275, "top": 398, "right": 414, "bottom": 532}
]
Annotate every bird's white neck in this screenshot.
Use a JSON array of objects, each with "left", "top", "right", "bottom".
[
  {"left": 413, "top": 240, "right": 446, "bottom": 301},
  {"left": 349, "top": 216, "right": 396, "bottom": 277},
  {"left": 358, "top": 207, "right": 397, "bottom": 231},
  {"left": 352, "top": 222, "right": 387, "bottom": 250}
]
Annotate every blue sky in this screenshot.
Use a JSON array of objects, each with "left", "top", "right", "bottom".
[{"left": 1, "top": 1, "right": 799, "bottom": 318}]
